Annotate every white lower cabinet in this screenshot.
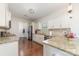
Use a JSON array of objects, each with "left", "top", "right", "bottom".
[
  {"left": 33, "top": 34, "right": 44, "bottom": 45},
  {"left": 0, "top": 41, "right": 18, "bottom": 56},
  {"left": 43, "top": 44, "right": 73, "bottom": 56}
]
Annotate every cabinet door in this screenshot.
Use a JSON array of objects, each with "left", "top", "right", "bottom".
[
  {"left": 33, "top": 34, "right": 44, "bottom": 45},
  {"left": 43, "top": 44, "right": 73, "bottom": 56},
  {"left": 5, "top": 5, "right": 11, "bottom": 28},
  {"left": 0, "top": 41, "right": 18, "bottom": 56},
  {"left": 0, "top": 3, "right": 6, "bottom": 27}
]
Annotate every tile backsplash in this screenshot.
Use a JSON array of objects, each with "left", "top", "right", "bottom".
[
  {"left": 49, "top": 28, "right": 71, "bottom": 36},
  {"left": 48, "top": 28, "right": 71, "bottom": 37},
  {"left": 36, "top": 28, "right": 71, "bottom": 37}
]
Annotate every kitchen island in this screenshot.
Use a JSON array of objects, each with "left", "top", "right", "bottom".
[
  {"left": 43, "top": 36, "right": 79, "bottom": 56},
  {"left": 0, "top": 36, "right": 18, "bottom": 56}
]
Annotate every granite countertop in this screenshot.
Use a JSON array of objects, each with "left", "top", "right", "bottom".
[
  {"left": 43, "top": 36, "right": 79, "bottom": 56},
  {"left": 0, "top": 36, "right": 19, "bottom": 44}
]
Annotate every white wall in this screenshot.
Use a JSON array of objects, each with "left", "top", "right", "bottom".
[
  {"left": 8, "top": 16, "right": 29, "bottom": 38},
  {"left": 71, "top": 4, "right": 79, "bottom": 37}
]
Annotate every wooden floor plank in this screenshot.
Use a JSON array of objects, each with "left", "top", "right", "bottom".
[{"left": 18, "top": 38, "right": 43, "bottom": 56}]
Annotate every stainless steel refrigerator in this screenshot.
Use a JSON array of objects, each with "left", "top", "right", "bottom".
[{"left": 28, "top": 25, "right": 33, "bottom": 41}]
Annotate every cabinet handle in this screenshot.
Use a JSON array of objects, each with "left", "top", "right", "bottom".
[{"left": 52, "top": 53, "right": 56, "bottom": 56}]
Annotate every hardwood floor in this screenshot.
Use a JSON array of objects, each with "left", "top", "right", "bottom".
[{"left": 18, "top": 38, "right": 43, "bottom": 56}]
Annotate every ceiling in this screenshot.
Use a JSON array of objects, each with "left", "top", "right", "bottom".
[{"left": 8, "top": 3, "right": 68, "bottom": 20}]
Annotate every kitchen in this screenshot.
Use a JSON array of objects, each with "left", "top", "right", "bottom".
[{"left": 0, "top": 3, "right": 79, "bottom": 56}]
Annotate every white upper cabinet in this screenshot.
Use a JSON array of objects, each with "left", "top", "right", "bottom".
[
  {"left": 0, "top": 3, "right": 6, "bottom": 27},
  {"left": 0, "top": 3, "right": 11, "bottom": 28},
  {"left": 5, "top": 4, "right": 11, "bottom": 28}
]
